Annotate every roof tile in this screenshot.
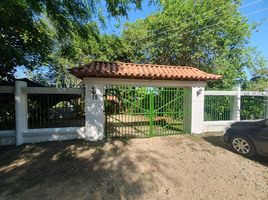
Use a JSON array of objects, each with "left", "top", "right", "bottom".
[{"left": 69, "top": 61, "right": 222, "bottom": 81}]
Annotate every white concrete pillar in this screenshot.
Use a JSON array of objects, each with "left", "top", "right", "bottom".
[
  {"left": 15, "top": 81, "right": 28, "bottom": 145},
  {"left": 232, "top": 86, "right": 241, "bottom": 121},
  {"left": 190, "top": 87, "right": 205, "bottom": 134},
  {"left": 84, "top": 82, "right": 105, "bottom": 141}
]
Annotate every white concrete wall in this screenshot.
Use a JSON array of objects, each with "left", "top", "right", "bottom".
[
  {"left": 203, "top": 121, "right": 234, "bottom": 132},
  {"left": 84, "top": 81, "right": 105, "bottom": 141},
  {"left": 22, "top": 127, "right": 85, "bottom": 143},
  {"left": 1, "top": 81, "right": 266, "bottom": 146},
  {"left": 0, "top": 130, "right": 16, "bottom": 145},
  {"left": 0, "top": 81, "right": 87, "bottom": 145},
  {"left": 190, "top": 87, "right": 205, "bottom": 134},
  {"left": 84, "top": 78, "right": 207, "bottom": 136},
  {"left": 84, "top": 78, "right": 207, "bottom": 88}
]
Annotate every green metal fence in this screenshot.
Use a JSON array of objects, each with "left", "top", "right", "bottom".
[
  {"left": 204, "top": 95, "right": 234, "bottom": 121},
  {"left": 104, "top": 86, "right": 189, "bottom": 138}
]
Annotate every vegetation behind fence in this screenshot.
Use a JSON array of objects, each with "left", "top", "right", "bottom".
[
  {"left": 241, "top": 96, "right": 267, "bottom": 120},
  {"left": 204, "top": 92, "right": 267, "bottom": 121},
  {"left": 0, "top": 85, "right": 267, "bottom": 132},
  {"left": 28, "top": 93, "right": 85, "bottom": 129},
  {"left": 204, "top": 96, "right": 234, "bottom": 121},
  {"left": 0, "top": 93, "right": 15, "bottom": 130}
]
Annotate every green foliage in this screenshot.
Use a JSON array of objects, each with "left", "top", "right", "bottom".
[
  {"left": 240, "top": 96, "right": 267, "bottom": 120},
  {"left": 0, "top": 0, "right": 142, "bottom": 83},
  {"left": 46, "top": 31, "right": 133, "bottom": 87},
  {"left": 243, "top": 68, "right": 268, "bottom": 91},
  {"left": 204, "top": 96, "right": 233, "bottom": 121},
  {"left": 123, "top": 0, "right": 266, "bottom": 89}
]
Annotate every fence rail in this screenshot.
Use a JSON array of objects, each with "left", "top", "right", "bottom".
[
  {"left": 28, "top": 93, "right": 85, "bottom": 129},
  {"left": 0, "top": 82, "right": 85, "bottom": 145},
  {"left": 22, "top": 87, "right": 84, "bottom": 94},
  {"left": 204, "top": 89, "right": 268, "bottom": 122},
  {"left": 204, "top": 95, "right": 234, "bottom": 121},
  {"left": 0, "top": 82, "right": 267, "bottom": 145}
]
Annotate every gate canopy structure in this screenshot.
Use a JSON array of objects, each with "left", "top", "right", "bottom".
[{"left": 70, "top": 61, "right": 221, "bottom": 140}]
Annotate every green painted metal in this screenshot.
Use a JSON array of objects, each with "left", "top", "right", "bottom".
[
  {"left": 149, "top": 89, "right": 154, "bottom": 137},
  {"left": 104, "top": 86, "right": 189, "bottom": 138}
]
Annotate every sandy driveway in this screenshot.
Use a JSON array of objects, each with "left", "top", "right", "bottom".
[{"left": 0, "top": 134, "right": 267, "bottom": 200}]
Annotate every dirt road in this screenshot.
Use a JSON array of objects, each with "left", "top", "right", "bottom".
[{"left": 0, "top": 134, "right": 267, "bottom": 200}]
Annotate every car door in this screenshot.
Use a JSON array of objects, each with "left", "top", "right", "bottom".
[{"left": 257, "top": 124, "right": 268, "bottom": 154}]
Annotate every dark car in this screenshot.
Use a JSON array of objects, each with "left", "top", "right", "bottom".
[{"left": 223, "top": 119, "right": 268, "bottom": 157}]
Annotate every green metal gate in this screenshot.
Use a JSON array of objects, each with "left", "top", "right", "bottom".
[{"left": 104, "top": 86, "right": 190, "bottom": 138}]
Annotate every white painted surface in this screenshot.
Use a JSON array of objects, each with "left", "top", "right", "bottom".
[
  {"left": 84, "top": 81, "right": 105, "bottom": 141},
  {"left": 1, "top": 82, "right": 266, "bottom": 146},
  {"left": 205, "top": 89, "right": 268, "bottom": 97},
  {"left": 84, "top": 78, "right": 207, "bottom": 136},
  {"left": 241, "top": 91, "right": 268, "bottom": 96},
  {"left": 204, "top": 90, "right": 237, "bottom": 96},
  {"left": 203, "top": 121, "right": 234, "bottom": 132},
  {"left": 233, "top": 87, "right": 241, "bottom": 121},
  {"left": 0, "top": 130, "right": 16, "bottom": 145},
  {"left": 190, "top": 87, "right": 205, "bottom": 134},
  {"left": 84, "top": 78, "right": 207, "bottom": 88},
  {"left": 22, "top": 87, "right": 84, "bottom": 94},
  {"left": 22, "top": 127, "right": 85, "bottom": 143},
  {"left": 15, "top": 81, "right": 28, "bottom": 145}
]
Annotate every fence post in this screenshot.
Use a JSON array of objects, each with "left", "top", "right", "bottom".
[
  {"left": 232, "top": 86, "right": 241, "bottom": 121},
  {"left": 15, "top": 81, "right": 28, "bottom": 145},
  {"left": 84, "top": 82, "right": 105, "bottom": 141},
  {"left": 189, "top": 86, "right": 205, "bottom": 134}
]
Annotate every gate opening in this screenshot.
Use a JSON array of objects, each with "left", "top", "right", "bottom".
[{"left": 104, "top": 86, "right": 190, "bottom": 138}]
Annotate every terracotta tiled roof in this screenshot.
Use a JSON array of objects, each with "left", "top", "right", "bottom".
[{"left": 69, "top": 61, "right": 222, "bottom": 81}]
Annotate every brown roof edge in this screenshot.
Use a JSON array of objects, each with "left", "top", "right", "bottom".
[{"left": 69, "top": 61, "right": 222, "bottom": 81}]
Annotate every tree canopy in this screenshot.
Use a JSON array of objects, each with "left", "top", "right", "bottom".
[
  {"left": 123, "top": 0, "right": 267, "bottom": 89},
  {"left": 0, "top": 0, "right": 142, "bottom": 83},
  {"left": 1, "top": 0, "right": 267, "bottom": 90}
]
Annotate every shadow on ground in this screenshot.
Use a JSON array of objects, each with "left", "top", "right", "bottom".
[
  {"left": 0, "top": 139, "right": 155, "bottom": 199},
  {"left": 202, "top": 133, "right": 268, "bottom": 167}
]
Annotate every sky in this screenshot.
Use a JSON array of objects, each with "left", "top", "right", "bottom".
[
  {"left": 15, "top": 0, "right": 268, "bottom": 78},
  {"left": 102, "top": 0, "right": 268, "bottom": 60}
]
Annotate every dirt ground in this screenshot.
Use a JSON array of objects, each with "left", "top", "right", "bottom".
[{"left": 0, "top": 133, "right": 268, "bottom": 200}]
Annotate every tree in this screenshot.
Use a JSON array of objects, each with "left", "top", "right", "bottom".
[
  {"left": 243, "top": 68, "right": 268, "bottom": 91},
  {"left": 0, "top": 0, "right": 142, "bottom": 83},
  {"left": 45, "top": 26, "right": 134, "bottom": 87},
  {"left": 123, "top": 0, "right": 267, "bottom": 89}
]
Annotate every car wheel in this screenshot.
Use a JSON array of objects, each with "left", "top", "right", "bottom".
[{"left": 231, "top": 135, "right": 256, "bottom": 157}]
